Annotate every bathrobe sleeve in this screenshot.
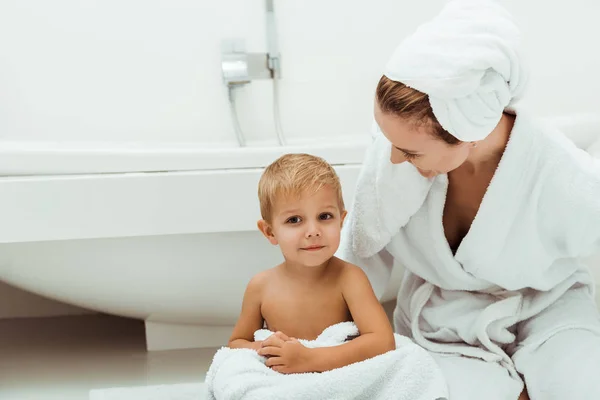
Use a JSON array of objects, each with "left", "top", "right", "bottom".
[
  {"left": 335, "top": 122, "right": 433, "bottom": 299},
  {"left": 568, "top": 155, "right": 600, "bottom": 257},
  {"left": 540, "top": 142, "right": 600, "bottom": 259},
  {"left": 336, "top": 213, "right": 395, "bottom": 300}
]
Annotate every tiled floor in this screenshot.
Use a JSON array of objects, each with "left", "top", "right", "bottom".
[{"left": 0, "top": 315, "right": 217, "bottom": 400}]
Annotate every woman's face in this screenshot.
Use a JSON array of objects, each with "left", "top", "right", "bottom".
[{"left": 374, "top": 103, "right": 474, "bottom": 178}]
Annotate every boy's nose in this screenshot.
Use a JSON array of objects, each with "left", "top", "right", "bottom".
[{"left": 305, "top": 224, "right": 321, "bottom": 238}]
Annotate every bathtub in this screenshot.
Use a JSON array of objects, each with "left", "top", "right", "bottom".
[
  {"left": 0, "top": 136, "right": 404, "bottom": 350},
  {"left": 1, "top": 115, "right": 599, "bottom": 351}
]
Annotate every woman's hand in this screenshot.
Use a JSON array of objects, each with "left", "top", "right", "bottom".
[{"left": 258, "top": 332, "right": 314, "bottom": 374}]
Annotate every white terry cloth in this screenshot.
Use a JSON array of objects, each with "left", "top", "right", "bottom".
[
  {"left": 336, "top": 108, "right": 600, "bottom": 390},
  {"left": 336, "top": 121, "right": 434, "bottom": 298},
  {"left": 205, "top": 322, "right": 449, "bottom": 400},
  {"left": 384, "top": 0, "right": 528, "bottom": 142}
]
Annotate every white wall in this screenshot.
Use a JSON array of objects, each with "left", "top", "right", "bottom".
[
  {"left": 0, "top": 0, "right": 598, "bottom": 317},
  {"left": 0, "top": 0, "right": 598, "bottom": 147}
]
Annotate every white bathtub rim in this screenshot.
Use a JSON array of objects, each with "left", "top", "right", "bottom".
[{"left": 0, "top": 136, "right": 370, "bottom": 176}]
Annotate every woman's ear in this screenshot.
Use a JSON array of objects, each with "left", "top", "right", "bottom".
[{"left": 257, "top": 219, "right": 278, "bottom": 245}]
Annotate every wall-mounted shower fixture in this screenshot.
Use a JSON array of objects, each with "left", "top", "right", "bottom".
[
  {"left": 221, "top": 0, "right": 285, "bottom": 147},
  {"left": 221, "top": 38, "right": 272, "bottom": 147},
  {"left": 265, "top": 0, "right": 281, "bottom": 80},
  {"left": 221, "top": 39, "right": 272, "bottom": 86}
]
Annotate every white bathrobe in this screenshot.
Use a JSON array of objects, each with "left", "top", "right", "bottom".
[{"left": 336, "top": 109, "right": 600, "bottom": 399}]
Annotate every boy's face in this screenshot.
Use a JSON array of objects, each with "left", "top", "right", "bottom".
[{"left": 258, "top": 185, "right": 346, "bottom": 268}]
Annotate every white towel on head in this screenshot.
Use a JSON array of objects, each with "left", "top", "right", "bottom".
[{"left": 384, "top": 0, "right": 528, "bottom": 142}]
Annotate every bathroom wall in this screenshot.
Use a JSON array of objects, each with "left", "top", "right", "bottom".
[
  {"left": 0, "top": 0, "right": 599, "bottom": 318},
  {"left": 1, "top": 0, "right": 599, "bottom": 148}
]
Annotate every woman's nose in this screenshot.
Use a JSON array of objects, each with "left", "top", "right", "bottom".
[
  {"left": 390, "top": 149, "right": 407, "bottom": 164},
  {"left": 417, "top": 168, "right": 436, "bottom": 178}
]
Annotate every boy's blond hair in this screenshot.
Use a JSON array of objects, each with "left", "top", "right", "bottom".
[{"left": 258, "top": 153, "right": 345, "bottom": 222}]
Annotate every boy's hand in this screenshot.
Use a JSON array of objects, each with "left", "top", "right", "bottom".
[
  {"left": 263, "top": 331, "right": 290, "bottom": 344},
  {"left": 249, "top": 340, "right": 263, "bottom": 351},
  {"left": 258, "top": 333, "right": 314, "bottom": 374},
  {"left": 258, "top": 331, "right": 291, "bottom": 354}
]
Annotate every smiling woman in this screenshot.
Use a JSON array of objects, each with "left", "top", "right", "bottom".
[
  {"left": 337, "top": 1, "right": 600, "bottom": 399},
  {"left": 374, "top": 76, "right": 476, "bottom": 177}
]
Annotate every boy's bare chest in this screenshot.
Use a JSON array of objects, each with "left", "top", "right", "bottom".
[{"left": 261, "top": 284, "right": 351, "bottom": 340}]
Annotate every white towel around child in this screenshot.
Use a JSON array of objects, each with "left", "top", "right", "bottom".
[{"left": 205, "top": 322, "right": 448, "bottom": 400}]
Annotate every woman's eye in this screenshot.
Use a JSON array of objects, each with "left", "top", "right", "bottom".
[
  {"left": 286, "top": 216, "right": 301, "bottom": 224},
  {"left": 319, "top": 213, "right": 333, "bottom": 220},
  {"left": 402, "top": 151, "right": 419, "bottom": 160}
]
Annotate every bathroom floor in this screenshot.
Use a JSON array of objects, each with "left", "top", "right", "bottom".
[{"left": 0, "top": 314, "right": 217, "bottom": 400}]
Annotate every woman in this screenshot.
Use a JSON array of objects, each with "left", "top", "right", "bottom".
[{"left": 337, "top": 1, "right": 600, "bottom": 399}]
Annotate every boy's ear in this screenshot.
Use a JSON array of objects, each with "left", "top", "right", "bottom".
[
  {"left": 257, "top": 219, "right": 278, "bottom": 245},
  {"left": 340, "top": 210, "right": 348, "bottom": 227}
]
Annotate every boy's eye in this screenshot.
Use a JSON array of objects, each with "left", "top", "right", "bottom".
[
  {"left": 286, "top": 216, "right": 302, "bottom": 224},
  {"left": 319, "top": 213, "right": 334, "bottom": 220}
]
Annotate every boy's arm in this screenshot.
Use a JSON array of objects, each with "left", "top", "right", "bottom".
[
  {"left": 309, "top": 264, "right": 396, "bottom": 371},
  {"left": 227, "top": 273, "right": 266, "bottom": 351}
]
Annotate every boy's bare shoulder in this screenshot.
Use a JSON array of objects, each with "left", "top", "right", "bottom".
[
  {"left": 246, "top": 265, "right": 279, "bottom": 292},
  {"left": 330, "top": 257, "right": 369, "bottom": 282}
]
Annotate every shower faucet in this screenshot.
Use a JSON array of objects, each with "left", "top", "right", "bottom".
[
  {"left": 221, "top": 0, "right": 281, "bottom": 85},
  {"left": 221, "top": 39, "right": 272, "bottom": 86},
  {"left": 265, "top": 0, "right": 281, "bottom": 79},
  {"left": 221, "top": 0, "right": 285, "bottom": 147}
]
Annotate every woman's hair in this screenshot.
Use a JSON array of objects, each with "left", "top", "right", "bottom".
[{"left": 375, "top": 75, "right": 460, "bottom": 145}]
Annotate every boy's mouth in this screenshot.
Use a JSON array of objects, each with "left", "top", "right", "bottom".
[{"left": 301, "top": 245, "right": 325, "bottom": 251}]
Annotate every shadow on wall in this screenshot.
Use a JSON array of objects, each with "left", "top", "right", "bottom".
[{"left": 0, "top": 281, "right": 94, "bottom": 319}]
